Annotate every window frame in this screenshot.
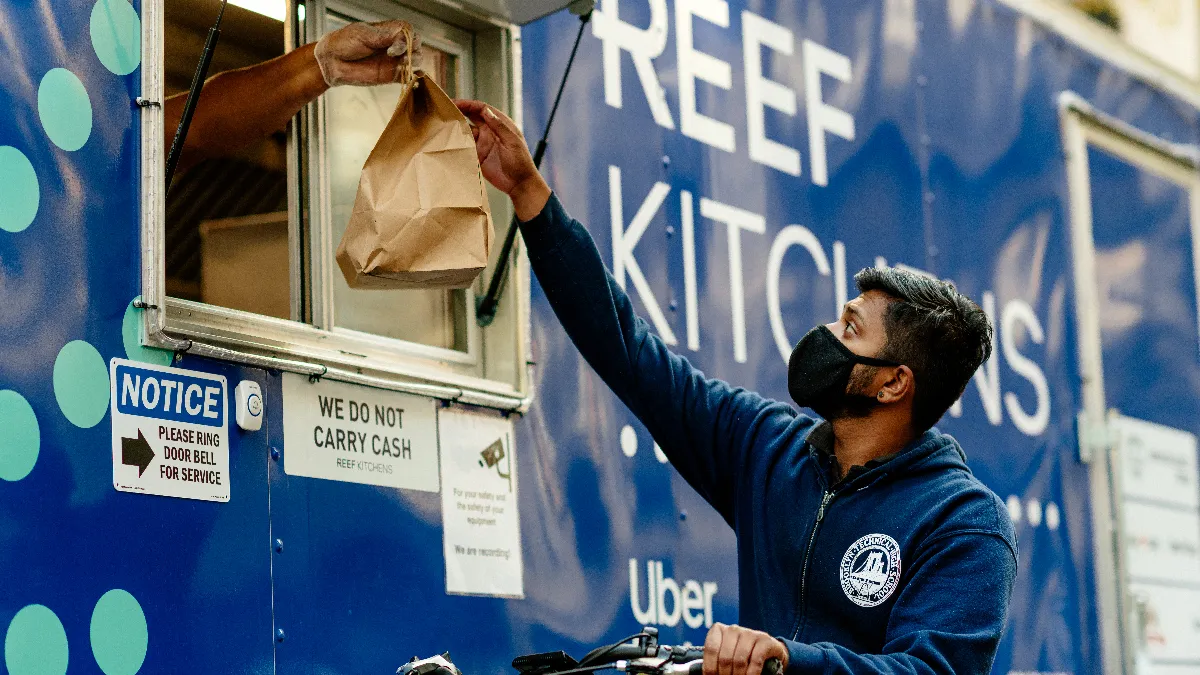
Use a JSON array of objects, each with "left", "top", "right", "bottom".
[
  {"left": 1060, "top": 91, "right": 1200, "bottom": 675},
  {"left": 307, "top": 0, "right": 478, "bottom": 367},
  {"left": 139, "top": 0, "right": 532, "bottom": 410}
]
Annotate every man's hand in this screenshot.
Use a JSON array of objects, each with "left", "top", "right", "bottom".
[
  {"left": 454, "top": 100, "right": 551, "bottom": 222},
  {"left": 703, "top": 624, "right": 789, "bottom": 675},
  {"left": 313, "top": 20, "right": 421, "bottom": 87}
]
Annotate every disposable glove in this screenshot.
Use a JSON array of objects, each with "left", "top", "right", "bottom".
[{"left": 313, "top": 20, "right": 421, "bottom": 87}]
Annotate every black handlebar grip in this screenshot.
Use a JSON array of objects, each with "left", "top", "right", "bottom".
[{"left": 685, "top": 654, "right": 781, "bottom": 675}]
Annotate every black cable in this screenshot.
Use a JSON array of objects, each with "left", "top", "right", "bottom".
[
  {"left": 577, "top": 632, "right": 652, "bottom": 668},
  {"left": 476, "top": 8, "right": 593, "bottom": 327},
  {"left": 165, "top": 0, "right": 229, "bottom": 192}
]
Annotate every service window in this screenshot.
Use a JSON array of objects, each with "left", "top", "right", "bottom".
[
  {"left": 148, "top": 0, "right": 528, "bottom": 406},
  {"left": 322, "top": 9, "right": 471, "bottom": 352}
]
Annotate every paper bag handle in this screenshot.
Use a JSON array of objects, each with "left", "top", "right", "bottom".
[{"left": 400, "top": 23, "right": 415, "bottom": 87}]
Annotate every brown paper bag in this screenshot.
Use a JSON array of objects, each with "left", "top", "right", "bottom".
[{"left": 336, "top": 58, "right": 493, "bottom": 290}]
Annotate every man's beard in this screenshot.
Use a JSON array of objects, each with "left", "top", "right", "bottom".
[{"left": 811, "top": 364, "right": 881, "bottom": 421}]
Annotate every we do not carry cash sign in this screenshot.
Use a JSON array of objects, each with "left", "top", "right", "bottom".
[{"left": 281, "top": 373, "right": 439, "bottom": 492}]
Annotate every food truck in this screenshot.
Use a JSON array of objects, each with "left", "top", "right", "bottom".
[{"left": 1, "top": 0, "right": 1199, "bottom": 672}]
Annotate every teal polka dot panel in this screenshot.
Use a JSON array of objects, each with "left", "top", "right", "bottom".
[
  {"left": 37, "top": 69, "right": 93, "bottom": 152},
  {"left": 1, "top": 1, "right": 278, "bottom": 674},
  {"left": 0, "top": 390, "right": 40, "bottom": 482},
  {"left": 90, "top": 0, "right": 141, "bottom": 76},
  {"left": 4, "top": 604, "right": 69, "bottom": 675},
  {"left": 0, "top": 146, "right": 40, "bottom": 233},
  {"left": 122, "top": 298, "right": 174, "bottom": 366},
  {"left": 53, "top": 340, "right": 110, "bottom": 428},
  {"left": 90, "top": 589, "right": 148, "bottom": 675}
]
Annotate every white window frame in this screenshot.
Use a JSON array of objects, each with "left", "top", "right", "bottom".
[
  {"left": 1060, "top": 91, "right": 1200, "bottom": 675},
  {"left": 139, "top": 0, "right": 532, "bottom": 410}
]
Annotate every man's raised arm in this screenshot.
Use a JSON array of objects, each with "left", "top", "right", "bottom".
[{"left": 456, "top": 101, "right": 794, "bottom": 520}]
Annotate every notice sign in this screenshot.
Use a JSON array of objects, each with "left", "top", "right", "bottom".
[
  {"left": 1116, "top": 415, "right": 1200, "bottom": 509},
  {"left": 440, "top": 409, "right": 522, "bottom": 598},
  {"left": 109, "top": 359, "right": 230, "bottom": 502},
  {"left": 281, "top": 373, "right": 438, "bottom": 492}
]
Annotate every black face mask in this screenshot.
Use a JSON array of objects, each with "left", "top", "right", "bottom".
[{"left": 788, "top": 325, "right": 901, "bottom": 419}]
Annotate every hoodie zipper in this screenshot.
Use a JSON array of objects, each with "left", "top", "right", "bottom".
[{"left": 791, "top": 489, "right": 834, "bottom": 641}]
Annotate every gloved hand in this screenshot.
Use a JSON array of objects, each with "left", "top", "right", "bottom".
[{"left": 313, "top": 20, "right": 421, "bottom": 87}]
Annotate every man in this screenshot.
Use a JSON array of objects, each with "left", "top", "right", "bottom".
[
  {"left": 164, "top": 20, "right": 418, "bottom": 171},
  {"left": 456, "top": 99, "right": 1017, "bottom": 675}
]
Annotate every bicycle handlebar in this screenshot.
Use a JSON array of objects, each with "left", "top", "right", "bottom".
[
  {"left": 403, "top": 626, "right": 786, "bottom": 675},
  {"left": 595, "top": 642, "right": 780, "bottom": 675},
  {"left": 613, "top": 654, "right": 782, "bottom": 675},
  {"left": 601, "top": 644, "right": 705, "bottom": 662}
]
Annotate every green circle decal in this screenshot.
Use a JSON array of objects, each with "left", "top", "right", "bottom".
[
  {"left": 91, "top": 589, "right": 148, "bottom": 675},
  {"left": 90, "top": 0, "right": 141, "bottom": 76},
  {"left": 0, "top": 390, "right": 40, "bottom": 481},
  {"left": 0, "top": 146, "right": 40, "bottom": 233},
  {"left": 37, "top": 69, "right": 93, "bottom": 152},
  {"left": 4, "top": 604, "right": 68, "bottom": 675},
  {"left": 54, "top": 340, "right": 109, "bottom": 428},
  {"left": 122, "top": 298, "right": 173, "bottom": 366}
]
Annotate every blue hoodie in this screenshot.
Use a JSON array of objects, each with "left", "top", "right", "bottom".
[{"left": 520, "top": 194, "right": 1017, "bottom": 674}]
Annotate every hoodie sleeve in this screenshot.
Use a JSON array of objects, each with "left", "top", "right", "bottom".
[
  {"left": 519, "top": 193, "right": 790, "bottom": 521},
  {"left": 781, "top": 531, "right": 1017, "bottom": 674}
]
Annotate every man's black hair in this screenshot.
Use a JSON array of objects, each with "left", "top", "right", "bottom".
[{"left": 854, "top": 266, "right": 993, "bottom": 432}]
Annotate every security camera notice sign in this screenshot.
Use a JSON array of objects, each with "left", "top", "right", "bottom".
[
  {"left": 108, "top": 359, "right": 230, "bottom": 502},
  {"left": 280, "top": 373, "right": 438, "bottom": 492},
  {"left": 439, "top": 408, "right": 522, "bottom": 598}
]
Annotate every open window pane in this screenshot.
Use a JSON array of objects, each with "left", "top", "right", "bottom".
[
  {"left": 164, "top": 0, "right": 291, "bottom": 319},
  {"left": 324, "top": 12, "right": 470, "bottom": 352},
  {"left": 150, "top": 0, "right": 523, "bottom": 399}
]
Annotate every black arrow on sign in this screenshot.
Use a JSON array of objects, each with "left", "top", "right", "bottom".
[{"left": 122, "top": 430, "right": 155, "bottom": 477}]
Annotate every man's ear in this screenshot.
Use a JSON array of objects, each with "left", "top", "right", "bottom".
[{"left": 875, "top": 365, "right": 913, "bottom": 404}]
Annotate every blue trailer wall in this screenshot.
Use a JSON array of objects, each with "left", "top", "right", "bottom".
[
  {"left": 1, "top": 0, "right": 1199, "bottom": 673},
  {"left": 519, "top": 1, "right": 1200, "bottom": 673}
]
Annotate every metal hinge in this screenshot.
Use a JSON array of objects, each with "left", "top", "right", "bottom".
[
  {"left": 1077, "top": 408, "right": 1121, "bottom": 463},
  {"left": 135, "top": 97, "right": 161, "bottom": 109}
]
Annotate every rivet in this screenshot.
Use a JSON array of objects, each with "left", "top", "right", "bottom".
[
  {"left": 662, "top": 155, "right": 671, "bottom": 168},
  {"left": 679, "top": 510, "right": 688, "bottom": 521},
  {"left": 665, "top": 225, "right": 675, "bottom": 237},
  {"left": 274, "top": 538, "right": 284, "bottom": 553},
  {"left": 271, "top": 447, "right": 281, "bottom": 461},
  {"left": 668, "top": 298, "right": 678, "bottom": 312},
  {"left": 276, "top": 628, "right": 286, "bottom": 642}
]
